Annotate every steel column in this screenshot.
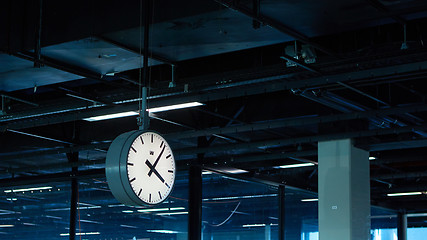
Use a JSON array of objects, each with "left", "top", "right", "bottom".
[
  {"left": 397, "top": 211, "right": 407, "bottom": 240},
  {"left": 188, "top": 137, "right": 206, "bottom": 240},
  {"left": 67, "top": 152, "right": 79, "bottom": 240},
  {"left": 278, "top": 185, "right": 285, "bottom": 240}
]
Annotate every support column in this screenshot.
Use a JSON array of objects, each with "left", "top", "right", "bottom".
[
  {"left": 318, "top": 139, "right": 370, "bottom": 240},
  {"left": 67, "top": 152, "right": 79, "bottom": 240},
  {"left": 189, "top": 137, "right": 206, "bottom": 240},
  {"left": 278, "top": 185, "right": 285, "bottom": 240},
  {"left": 397, "top": 211, "right": 407, "bottom": 240},
  {"left": 265, "top": 224, "right": 271, "bottom": 240}
]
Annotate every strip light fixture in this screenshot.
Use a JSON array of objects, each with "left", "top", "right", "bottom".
[
  {"left": 301, "top": 198, "right": 318, "bottom": 202},
  {"left": 147, "top": 230, "right": 178, "bottom": 234},
  {"left": 60, "top": 232, "right": 100, "bottom": 236},
  {"left": 83, "top": 102, "right": 204, "bottom": 122},
  {"left": 4, "top": 186, "right": 52, "bottom": 193},
  {"left": 275, "top": 163, "right": 315, "bottom": 169},
  {"left": 156, "top": 211, "right": 188, "bottom": 216},
  {"left": 137, "top": 207, "right": 185, "bottom": 213},
  {"left": 387, "top": 192, "right": 423, "bottom": 197}
]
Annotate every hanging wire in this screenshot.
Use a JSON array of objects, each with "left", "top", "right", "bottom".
[{"left": 207, "top": 201, "right": 241, "bottom": 227}]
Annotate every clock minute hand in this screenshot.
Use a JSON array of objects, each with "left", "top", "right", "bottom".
[
  {"left": 145, "top": 160, "right": 165, "bottom": 183},
  {"left": 148, "top": 145, "right": 165, "bottom": 177}
]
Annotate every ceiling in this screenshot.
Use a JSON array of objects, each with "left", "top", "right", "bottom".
[{"left": 2, "top": 0, "right": 427, "bottom": 237}]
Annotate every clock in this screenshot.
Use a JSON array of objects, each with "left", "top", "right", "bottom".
[{"left": 106, "top": 130, "right": 176, "bottom": 206}]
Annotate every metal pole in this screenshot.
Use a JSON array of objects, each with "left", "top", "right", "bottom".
[
  {"left": 188, "top": 137, "right": 206, "bottom": 240},
  {"left": 397, "top": 211, "right": 407, "bottom": 240},
  {"left": 34, "top": 0, "right": 43, "bottom": 68},
  {"left": 67, "top": 152, "right": 79, "bottom": 240},
  {"left": 278, "top": 185, "right": 285, "bottom": 240},
  {"left": 138, "top": 0, "right": 151, "bottom": 130}
]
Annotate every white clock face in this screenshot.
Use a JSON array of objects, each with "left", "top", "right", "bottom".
[{"left": 126, "top": 132, "right": 176, "bottom": 205}]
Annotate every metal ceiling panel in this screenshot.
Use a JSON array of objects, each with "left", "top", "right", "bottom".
[
  {"left": 40, "top": 38, "right": 163, "bottom": 75},
  {"left": 0, "top": 54, "right": 82, "bottom": 92}
]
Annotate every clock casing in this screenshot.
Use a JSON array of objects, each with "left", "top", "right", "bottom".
[{"left": 106, "top": 130, "right": 176, "bottom": 206}]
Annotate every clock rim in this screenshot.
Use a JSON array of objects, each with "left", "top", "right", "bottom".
[{"left": 106, "top": 130, "right": 176, "bottom": 206}]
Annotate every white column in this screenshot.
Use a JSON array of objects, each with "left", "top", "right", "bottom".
[
  {"left": 265, "top": 224, "right": 271, "bottom": 240},
  {"left": 318, "top": 139, "right": 370, "bottom": 240}
]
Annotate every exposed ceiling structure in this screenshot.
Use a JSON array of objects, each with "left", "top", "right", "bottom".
[{"left": 2, "top": 0, "right": 427, "bottom": 238}]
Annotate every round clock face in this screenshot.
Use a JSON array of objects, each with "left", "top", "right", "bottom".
[
  {"left": 126, "top": 132, "right": 175, "bottom": 205},
  {"left": 106, "top": 130, "right": 176, "bottom": 206}
]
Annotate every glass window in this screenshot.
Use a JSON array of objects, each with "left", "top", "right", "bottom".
[{"left": 202, "top": 172, "right": 279, "bottom": 240}]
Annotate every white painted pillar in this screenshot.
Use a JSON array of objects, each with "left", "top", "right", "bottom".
[{"left": 318, "top": 139, "right": 371, "bottom": 240}]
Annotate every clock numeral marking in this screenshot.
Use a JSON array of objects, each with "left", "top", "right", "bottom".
[
  {"left": 149, "top": 193, "right": 152, "bottom": 202},
  {"left": 140, "top": 136, "right": 144, "bottom": 145},
  {"left": 130, "top": 146, "right": 137, "bottom": 153},
  {"left": 158, "top": 191, "right": 162, "bottom": 199},
  {"left": 129, "top": 177, "right": 136, "bottom": 183},
  {"left": 138, "top": 189, "right": 142, "bottom": 197},
  {"left": 127, "top": 162, "right": 134, "bottom": 166},
  {"left": 160, "top": 141, "right": 164, "bottom": 148},
  {"left": 168, "top": 170, "right": 174, "bottom": 173},
  {"left": 166, "top": 154, "right": 171, "bottom": 159},
  {"left": 165, "top": 183, "right": 170, "bottom": 188},
  {"left": 151, "top": 134, "right": 153, "bottom": 143}
]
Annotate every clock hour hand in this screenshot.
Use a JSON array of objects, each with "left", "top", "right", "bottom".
[
  {"left": 145, "top": 160, "right": 165, "bottom": 183},
  {"left": 148, "top": 145, "right": 166, "bottom": 177}
]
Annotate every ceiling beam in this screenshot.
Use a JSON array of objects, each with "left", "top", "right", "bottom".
[{"left": 214, "top": 0, "right": 337, "bottom": 57}]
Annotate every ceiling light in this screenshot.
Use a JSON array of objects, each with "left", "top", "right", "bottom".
[
  {"left": 83, "top": 111, "right": 138, "bottom": 122},
  {"left": 147, "top": 230, "right": 178, "bottom": 234},
  {"left": 301, "top": 198, "right": 318, "bottom": 202},
  {"left": 137, "top": 207, "right": 185, "bottom": 213},
  {"left": 243, "top": 223, "right": 265, "bottom": 228},
  {"left": 202, "top": 170, "right": 213, "bottom": 175},
  {"left": 156, "top": 211, "right": 188, "bottom": 216},
  {"left": 369, "top": 156, "right": 377, "bottom": 161},
  {"left": 120, "top": 224, "right": 138, "bottom": 228},
  {"left": 0, "top": 225, "right": 14, "bottom": 228},
  {"left": 83, "top": 102, "right": 204, "bottom": 121},
  {"left": 387, "top": 192, "right": 423, "bottom": 197},
  {"left": 275, "top": 163, "right": 315, "bottom": 169},
  {"left": 60, "top": 232, "right": 100, "bottom": 236},
  {"left": 4, "top": 186, "right": 52, "bottom": 193},
  {"left": 6, "top": 198, "right": 17, "bottom": 201},
  {"left": 122, "top": 210, "right": 134, "bottom": 213},
  {"left": 148, "top": 102, "right": 203, "bottom": 113}
]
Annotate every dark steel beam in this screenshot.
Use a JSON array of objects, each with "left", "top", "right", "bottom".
[
  {"left": 0, "top": 168, "right": 104, "bottom": 187},
  {"left": 215, "top": 0, "right": 337, "bottom": 57},
  {"left": 279, "top": 55, "right": 321, "bottom": 74},
  {"left": 166, "top": 103, "right": 427, "bottom": 140},
  {"left": 1, "top": 59, "right": 427, "bottom": 132},
  {"left": 175, "top": 123, "right": 427, "bottom": 156},
  {"left": 366, "top": 0, "right": 406, "bottom": 25}
]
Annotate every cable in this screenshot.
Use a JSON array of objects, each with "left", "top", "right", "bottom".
[{"left": 208, "top": 201, "right": 241, "bottom": 227}]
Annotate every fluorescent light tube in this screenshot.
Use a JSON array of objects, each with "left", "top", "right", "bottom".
[
  {"left": 148, "top": 102, "right": 203, "bottom": 113},
  {"left": 156, "top": 211, "right": 188, "bottom": 216},
  {"left": 301, "top": 198, "right": 318, "bottom": 202},
  {"left": 242, "top": 224, "right": 265, "bottom": 228},
  {"left": 60, "top": 232, "right": 100, "bottom": 236},
  {"left": 137, "top": 207, "right": 185, "bottom": 213},
  {"left": 276, "top": 163, "right": 315, "bottom": 169},
  {"left": 369, "top": 156, "right": 377, "bottom": 160},
  {"left": 147, "top": 230, "right": 178, "bottom": 234},
  {"left": 122, "top": 210, "right": 134, "bottom": 213},
  {"left": 0, "top": 225, "right": 14, "bottom": 228},
  {"left": 83, "top": 111, "right": 138, "bottom": 122},
  {"left": 4, "top": 186, "right": 52, "bottom": 193},
  {"left": 83, "top": 102, "right": 204, "bottom": 121},
  {"left": 387, "top": 192, "right": 423, "bottom": 197}
]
